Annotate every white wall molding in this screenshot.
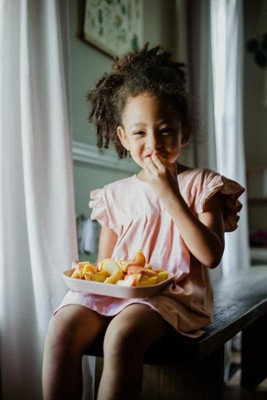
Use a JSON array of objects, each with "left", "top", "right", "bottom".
[{"left": 72, "top": 140, "right": 139, "bottom": 173}]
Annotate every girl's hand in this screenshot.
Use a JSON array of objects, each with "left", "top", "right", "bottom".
[{"left": 143, "top": 152, "right": 180, "bottom": 200}]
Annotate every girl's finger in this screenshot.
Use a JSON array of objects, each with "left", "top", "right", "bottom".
[
  {"left": 173, "top": 160, "right": 178, "bottom": 175},
  {"left": 151, "top": 153, "right": 167, "bottom": 169},
  {"left": 143, "top": 156, "right": 155, "bottom": 173}
]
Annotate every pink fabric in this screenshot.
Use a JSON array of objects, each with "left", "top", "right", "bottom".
[{"left": 57, "top": 168, "right": 244, "bottom": 338}]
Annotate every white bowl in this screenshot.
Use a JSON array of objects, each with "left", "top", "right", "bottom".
[{"left": 62, "top": 269, "right": 174, "bottom": 299}]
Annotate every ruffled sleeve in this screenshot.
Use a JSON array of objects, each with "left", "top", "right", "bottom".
[
  {"left": 195, "top": 173, "right": 245, "bottom": 232},
  {"left": 89, "top": 187, "right": 110, "bottom": 228}
]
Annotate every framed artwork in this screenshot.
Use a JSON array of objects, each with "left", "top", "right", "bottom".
[{"left": 83, "top": 0, "right": 144, "bottom": 57}]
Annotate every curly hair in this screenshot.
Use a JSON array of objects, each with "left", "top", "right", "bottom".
[{"left": 87, "top": 44, "right": 192, "bottom": 158}]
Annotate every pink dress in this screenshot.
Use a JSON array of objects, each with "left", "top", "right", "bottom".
[{"left": 57, "top": 168, "right": 244, "bottom": 338}]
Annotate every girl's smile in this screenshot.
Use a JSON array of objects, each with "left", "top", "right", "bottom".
[{"left": 117, "top": 94, "right": 184, "bottom": 169}]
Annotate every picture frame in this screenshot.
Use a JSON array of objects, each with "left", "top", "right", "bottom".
[{"left": 83, "top": 0, "right": 144, "bottom": 58}]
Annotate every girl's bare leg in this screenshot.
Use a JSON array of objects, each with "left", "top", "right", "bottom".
[
  {"left": 42, "top": 305, "right": 109, "bottom": 400},
  {"left": 97, "top": 304, "right": 171, "bottom": 400}
]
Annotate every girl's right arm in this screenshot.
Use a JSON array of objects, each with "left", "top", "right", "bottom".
[{"left": 97, "top": 225, "right": 118, "bottom": 261}]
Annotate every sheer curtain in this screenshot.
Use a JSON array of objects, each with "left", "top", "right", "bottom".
[
  {"left": 188, "top": 0, "right": 250, "bottom": 276},
  {"left": 0, "top": 1, "right": 77, "bottom": 399},
  {"left": 210, "top": 0, "right": 250, "bottom": 275}
]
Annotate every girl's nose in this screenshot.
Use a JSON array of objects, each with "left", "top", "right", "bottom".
[{"left": 146, "top": 132, "right": 162, "bottom": 151}]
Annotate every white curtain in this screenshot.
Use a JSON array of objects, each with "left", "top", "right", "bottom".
[
  {"left": 188, "top": 0, "right": 250, "bottom": 276},
  {"left": 210, "top": 0, "right": 250, "bottom": 274},
  {"left": 0, "top": 1, "right": 78, "bottom": 399}
]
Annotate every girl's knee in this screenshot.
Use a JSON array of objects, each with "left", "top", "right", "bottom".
[
  {"left": 103, "top": 329, "right": 139, "bottom": 363},
  {"left": 44, "top": 306, "right": 109, "bottom": 357},
  {"left": 45, "top": 307, "right": 86, "bottom": 355},
  {"left": 103, "top": 305, "right": 170, "bottom": 359},
  {"left": 44, "top": 314, "right": 74, "bottom": 356},
  {"left": 103, "top": 318, "right": 145, "bottom": 359},
  {"left": 104, "top": 323, "right": 134, "bottom": 349}
]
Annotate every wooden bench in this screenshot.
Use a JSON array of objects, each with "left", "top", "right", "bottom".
[{"left": 85, "top": 266, "right": 267, "bottom": 400}]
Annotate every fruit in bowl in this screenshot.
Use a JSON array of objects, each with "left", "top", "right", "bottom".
[{"left": 70, "top": 250, "right": 168, "bottom": 287}]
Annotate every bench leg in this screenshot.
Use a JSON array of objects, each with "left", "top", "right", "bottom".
[
  {"left": 94, "top": 357, "right": 103, "bottom": 400},
  {"left": 241, "top": 313, "right": 267, "bottom": 389},
  {"left": 141, "top": 347, "right": 224, "bottom": 400}
]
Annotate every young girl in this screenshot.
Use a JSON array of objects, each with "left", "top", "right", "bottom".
[{"left": 42, "top": 44, "right": 244, "bottom": 400}]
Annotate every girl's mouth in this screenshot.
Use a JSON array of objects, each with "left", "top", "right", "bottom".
[
  {"left": 144, "top": 153, "right": 168, "bottom": 159},
  {"left": 144, "top": 154, "right": 152, "bottom": 159}
]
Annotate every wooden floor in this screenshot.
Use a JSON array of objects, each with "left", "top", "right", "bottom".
[
  {"left": 223, "top": 352, "right": 267, "bottom": 400},
  {"left": 224, "top": 372, "right": 267, "bottom": 399}
]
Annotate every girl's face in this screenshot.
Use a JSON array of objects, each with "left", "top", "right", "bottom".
[{"left": 117, "top": 94, "right": 186, "bottom": 169}]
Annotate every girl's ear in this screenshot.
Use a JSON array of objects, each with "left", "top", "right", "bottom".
[
  {"left": 181, "top": 123, "right": 192, "bottom": 146},
  {"left": 117, "top": 126, "right": 130, "bottom": 150}
]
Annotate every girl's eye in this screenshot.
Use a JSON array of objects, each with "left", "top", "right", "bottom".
[
  {"left": 161, "top": 129, "right": 175, "bottom": 136},
  {"left": 132, "top": 131, "right": 145, "bottom": 136}
]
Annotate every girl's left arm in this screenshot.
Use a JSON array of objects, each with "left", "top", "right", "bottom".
[
  {"left": 144, "top": 155, "right": 225, "bottom": 268},
  {"left": 164, "top": 191, "right": 225, "bottom": 268}
]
